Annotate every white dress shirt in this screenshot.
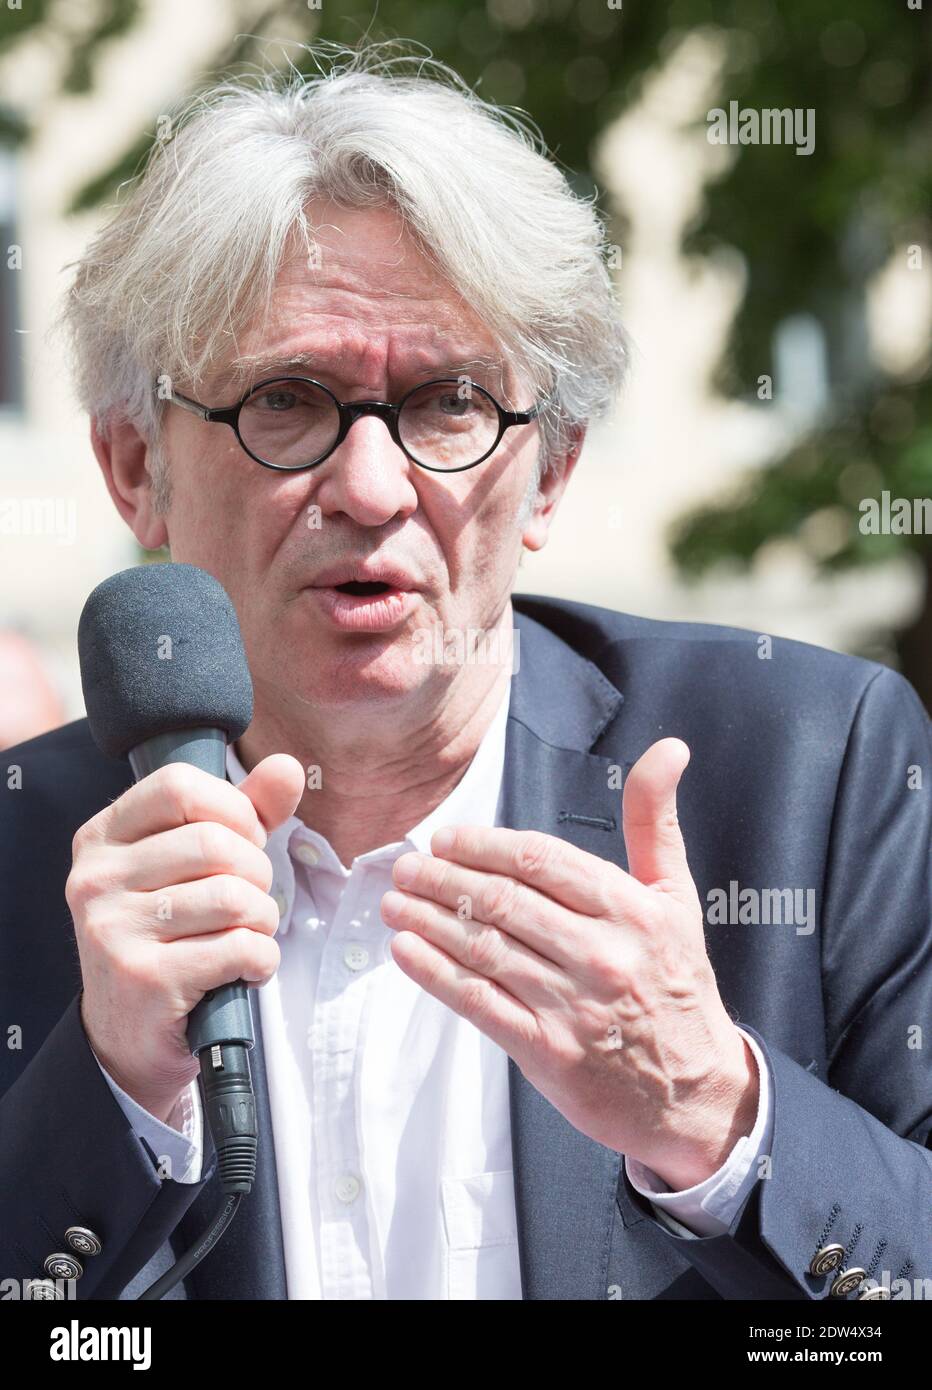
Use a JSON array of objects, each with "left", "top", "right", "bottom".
[{"left": 96, "top": 680, "right": 774, "bottom": 1295}]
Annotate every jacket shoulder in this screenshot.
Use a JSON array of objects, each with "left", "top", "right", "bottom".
[{"left": 511, "top": 592, "right": 901, "bottom": 704}]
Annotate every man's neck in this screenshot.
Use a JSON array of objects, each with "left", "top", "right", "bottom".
[{"left": 234, "top": 624, "right": 514, "bottom": 868}]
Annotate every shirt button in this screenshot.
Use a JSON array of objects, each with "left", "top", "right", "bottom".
[
  {"left": 334, "top": 1174, "right": 361, "bottom": 1204},
  {"left": 294, "top": 842, "right": 321, "bottom": 867},
  {"left": 343, "top": 943, "right": 370, "bottom": 972}
]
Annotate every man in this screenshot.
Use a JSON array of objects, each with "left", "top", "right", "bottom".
[{"left": 1, "top": 48, "right": 929, "bottom": 1302}]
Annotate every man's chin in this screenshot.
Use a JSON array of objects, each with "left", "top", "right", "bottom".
[{"left": 291, "top": 634, "right": 439, "bottom": 709}]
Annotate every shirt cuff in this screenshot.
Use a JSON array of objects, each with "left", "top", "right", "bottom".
[
  {"left": 92, "top": 1053, "right": 204, "bottom": 1185},
  {"left": 624, "top": 1027, "right": 774, "bottom": 1239}
]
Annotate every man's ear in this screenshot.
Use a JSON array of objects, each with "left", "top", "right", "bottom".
[
  {"left": 521, "top": 424, "right": 585, "bottom": 553},
  {"left": 90, "top": 416, "right": 168, "bottom": 551}
]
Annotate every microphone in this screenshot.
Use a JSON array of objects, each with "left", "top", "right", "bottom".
[{"left": 78, "top": 561, "right": 259, "bottom": 1196}]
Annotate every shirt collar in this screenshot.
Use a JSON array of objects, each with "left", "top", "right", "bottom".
[{"left": 225, "top": 682, "right": 511, "bottom": 935}]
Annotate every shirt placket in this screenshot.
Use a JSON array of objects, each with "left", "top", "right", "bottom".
[{"left": 312, "top": 863, "right": 378, "bottom": 1299}]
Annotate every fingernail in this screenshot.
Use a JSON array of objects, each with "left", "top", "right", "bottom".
[{"left": 393, "top": 854, "right": 419, "bottom": 886}]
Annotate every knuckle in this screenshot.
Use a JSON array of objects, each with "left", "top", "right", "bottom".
[
  {"left": 567, "top": 937, "right": 601, "bottom": 979},
  {"left": 514, "top": 832, "right": 552, "bottom": 880},
  {"left": 65, "top": 865, "right": 93, "bottom": 912},
  {"left": 196, "top": 821, "right": 232, "bottom": 870},
  {"left": 600, "top": 948, "right": 638, "bottom": 997},
  {"left": 575, "top": 999, "right": 613, "bottom": 1048},
  {"left": 241, "top": 928, "right": 280, "bottom": 980},
  {"left": 626, "top": 892, "right": 662, "bottom": 933},
  {"left": 460, "top": 977, "right": 494, "bottom": 1024},
  {"left": 75, "top": 910, "right": 107, "bottom": 957},
  {"left": 463, "top": 923, "right": 508, "bottom": 975},
  {"left": 480, "top": 875, "right": 519, "bottom": 923},
  {"left": 160, "top": 763, "right": 203, "bottom": 821},
  {"left": 79, "top": 897, "right": 113, "bottom": 943},
  {"left": 592, "top": 875, "right": 617, "bottom": 918},
  {"left": 119, "top": 948, "right": 161, "bottom": 996},
  {"left": 211, "top": 874, "right": 246, "bottom": 922}
]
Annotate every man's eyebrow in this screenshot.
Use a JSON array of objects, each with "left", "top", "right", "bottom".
[{"left": 221, "top": 349, "right": 506, "bottom": 392}]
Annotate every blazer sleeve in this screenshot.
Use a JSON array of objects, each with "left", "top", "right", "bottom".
[
  {"left": 0, "top": 993, "right": 218, "bottom": 1299},
  {"left": 621, "top": 665, "right": 932, "bottom": 1299}
]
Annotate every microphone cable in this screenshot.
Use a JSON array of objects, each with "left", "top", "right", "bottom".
[{"left": 137, "top": 1039, "right": 257, "bottom": 1300}]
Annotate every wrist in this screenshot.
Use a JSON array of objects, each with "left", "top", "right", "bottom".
[
  {"left": 81, "top": 995, "right": 197, "bottom": 1124},
  {"left": 640, "top": 1028, "right": 759, "bottom": 1192}
]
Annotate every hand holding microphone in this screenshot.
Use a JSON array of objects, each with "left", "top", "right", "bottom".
[
  {"left": 67, "top": 756, "right": 301, "bottom": 1124},
  {"left": 73, "top": 563, "right": 304, "bottom": 1179}
]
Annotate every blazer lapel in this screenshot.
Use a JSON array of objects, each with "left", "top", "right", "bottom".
[{"left": 504, "top": 606, "right": 630, "bottom": 1300}]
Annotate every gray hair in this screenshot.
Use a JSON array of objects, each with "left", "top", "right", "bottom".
[{"left": 58, "top": 41, "right": 629, "bottom": 509}]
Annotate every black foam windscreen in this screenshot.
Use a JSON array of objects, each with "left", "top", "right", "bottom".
[{"left": 78, "top": 562, "right": 254, "bottom": 760}]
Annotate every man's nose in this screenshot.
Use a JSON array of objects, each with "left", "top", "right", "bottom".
[{"left": 312, "top": 414, "right": 420, "bottom": 527}]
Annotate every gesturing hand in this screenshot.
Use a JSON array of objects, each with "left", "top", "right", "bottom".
[{"left": 380, "top": 738, "right": 758, "bottom": 1190}]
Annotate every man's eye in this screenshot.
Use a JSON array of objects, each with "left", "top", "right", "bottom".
[
  {"left": 261, "top": 391, "right": 297, "bottom": 411},
  {"left": 437, "top": 394, "right": 472, "bottom": 415}
]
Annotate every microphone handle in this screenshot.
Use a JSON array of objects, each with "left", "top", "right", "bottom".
[
  {"left": 127, "top": 727, "right": 255, "bottom": 1056},
  {"left": 128, "top": 726, "right": 259, "bottom": 1194}
]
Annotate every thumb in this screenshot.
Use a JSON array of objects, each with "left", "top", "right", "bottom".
[
  {"left": 622, "top": 738, "right": 696, "bottom": 905},
  {"left": 239, "top": 753, "right": 306, "bottom": 836}
]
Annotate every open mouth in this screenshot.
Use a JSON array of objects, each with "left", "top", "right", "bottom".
[
  {"left": 307, "top": 574, "right": 417, "bottom": 631},
  {"left": 334, "top": 580, "right": 393, "bottom": 596}
]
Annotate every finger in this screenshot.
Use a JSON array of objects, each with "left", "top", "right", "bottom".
[
  {"left": 238, "top": 753, "right": 306, "bottom": 834},
  {"left": 169, "top": 925, "right": 281, "bottom": 1008},
  {"left": 622, "top": 738, "right": 697, "bottom": 904},
  {"left": 427, "top": 825, "right": 619, "bottom": 919},
  {"left": 390, "top": 929, "right": 539, "bottom": 1057},
  {"left": 95, "top": 763, "right": 269, "bottom": 848},
  {"left": 381, "top": 888, "right": 569, "bottom": 1008},
  {"left": 110, "top": 821, "right": 274, "bottom": 893},
  {"left": 136, "top": 876, "right": 281, "bottom": 943},
  {"left": 391, "top": 851, "right": 590, "bottom": 971}
]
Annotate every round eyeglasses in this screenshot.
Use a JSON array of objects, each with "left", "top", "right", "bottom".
[{"left": 163, "top": 376, "right": 544, "bottom": 474}]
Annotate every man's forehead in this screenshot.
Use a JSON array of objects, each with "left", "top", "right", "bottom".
[
  {"left": 206, "top": 308, "right": 512, "bottom": 398},
  {"left": 223, "top": 337, "right": 505, "bottom": 384}
]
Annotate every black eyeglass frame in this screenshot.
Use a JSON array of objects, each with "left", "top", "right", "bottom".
[{"left": 163, "top": 375, "right": 544, "bottom": 474}]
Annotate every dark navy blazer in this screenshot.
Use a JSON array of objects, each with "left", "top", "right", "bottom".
[{"left": 1, "top": 596, "right": 930, "bottom": 1299}]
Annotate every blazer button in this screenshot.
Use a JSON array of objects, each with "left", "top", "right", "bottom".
[
  {"left": 65, "top": 1226, "right": 102, "bottom": 1257},
  {"left": 44, "top": 1252, "right": 84, "bottom": 1281},
  {"left": 830, "top": 1267, "right": 867, "bottom": 1298},
  {"left": 809, "top": 1243, "right": 845, "bottom": 1276},
  {"left": 858, "top": 1283, "right": 891, "bottom": 1300},
  {"left": 26, "top": 1278, "right": 65, "bottom": 1300}
]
